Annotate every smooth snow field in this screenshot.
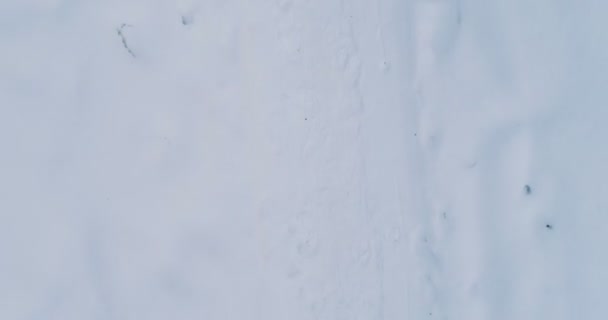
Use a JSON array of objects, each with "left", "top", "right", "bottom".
[{"left": 2, "top": 0, "right": 608, "bottom": 319}]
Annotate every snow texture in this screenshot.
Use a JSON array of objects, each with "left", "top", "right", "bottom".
[{"left": 1, "top": 0, "right": 608, "bottom": 319}]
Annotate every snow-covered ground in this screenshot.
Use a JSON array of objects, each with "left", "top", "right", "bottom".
[{"left": 2, "top": 0, "right": 608, "bottom": 319}]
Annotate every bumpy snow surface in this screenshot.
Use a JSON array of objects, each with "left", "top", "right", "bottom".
[{"left": 2, "top": 0, "right": 607, "bottom": 319}]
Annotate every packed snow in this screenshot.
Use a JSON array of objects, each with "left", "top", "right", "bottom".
[{"left": 2, "top": 0, "right": 608, "bottom": 319}]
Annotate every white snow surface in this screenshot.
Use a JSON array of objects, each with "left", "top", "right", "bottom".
[{"left": 2, "top": 0, "right": 608, "bottom": 319}]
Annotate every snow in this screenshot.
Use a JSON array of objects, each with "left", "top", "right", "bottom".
[{"left": 2, "top": 0, "right": 608, "bottom": 319}]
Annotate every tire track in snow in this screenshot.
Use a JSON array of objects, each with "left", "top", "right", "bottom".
[
  {"left": 348, "top": 0, "right": 432, "bottom": 318},
  {"left": 268, "top": 1, "right": 383, "bottom": 318}
]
